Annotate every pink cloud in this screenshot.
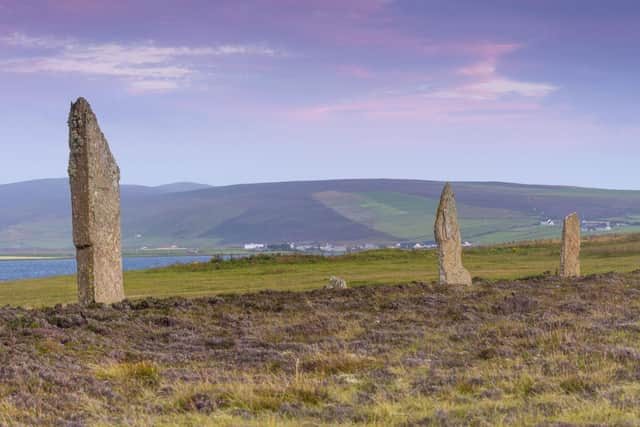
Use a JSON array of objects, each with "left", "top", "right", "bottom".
[
  {"left": 289, "top": 39, "right": 555, "bottom": 123},
  {"left": 336, "top": 65, "right": 375, "bottom": 79},
  {"left": 455, "top": 43, "right": 521, "bottom": 78},
  {"left": 463, "top": 42, "right": 521, "bottom": 58},
  {"left": 287, "top": 90, "right": 543, "bottom": 123},
  {"left": 457, "top": 61, "right": 496, "bottom": 77},
  {"left": 260, "top": 3, "right": 521, "bottom": 60},
  {"left": 210, "top": 0, "right": 425, "bottom": 53},
  {"left": 419, "top": 42, "right": 521, "bottom": 58},
  {"left": 44, "top": 0, "right": 128, "bottom": 15},
  {"left": 466, "top": 79, "right": 556, "bottom": 98}
]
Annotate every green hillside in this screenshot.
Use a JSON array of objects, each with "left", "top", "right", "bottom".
[
  {"left": 2, "top": 178, "right": 640, "bottom": 251},
  {"left": 314, "top": 190, "right": 540, "bottom": 242}
]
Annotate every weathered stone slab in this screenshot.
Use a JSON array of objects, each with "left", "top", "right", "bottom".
[
  {"left": 68, "top": 97, "right": 125, "bottom": 305},
  {"left": 560, "top": 212, "right": 581, "bottom": 278},
  {"left": 434, "top": 183, "right": 472, "bottom": 285},
  {"left": 325, "top": 276, "right": 348, "bottom": 289}
]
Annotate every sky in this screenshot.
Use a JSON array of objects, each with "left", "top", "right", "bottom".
[{"left": 0, "top": 0, "right": 639, "bottom": 189}]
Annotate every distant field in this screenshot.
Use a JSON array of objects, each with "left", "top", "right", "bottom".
[
  {"left": 315, "top": 187, "right": 640, "bottom": 245},
  {"left": 2, "top": 234, "right": 640, "bottom": 307},
  {"left": 315, "top": 191, "right": 440, "bottom": 240}
]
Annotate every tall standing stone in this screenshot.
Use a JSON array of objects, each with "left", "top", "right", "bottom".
[
  {"left": 560, "top": 212, "right": 581, "bottom": 278},
  {"left": 434, "top": 183, "right": 472, "bottom": 285},
  {"left": 68, "top": 97, "right": 125, "bottom": 305}
]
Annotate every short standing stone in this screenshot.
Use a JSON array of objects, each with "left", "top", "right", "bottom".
[
  {"left": 68, "top": 97, "right": 125, "bottom": 305},
  {"left": 434, "top": 183, "right": 472, "bottom": 285},
  {"left": 560, "top": 212, "right": 581, "bottom": 278},
  {"left": 326, "top": 276, "right": 348, "bottom": 289}
]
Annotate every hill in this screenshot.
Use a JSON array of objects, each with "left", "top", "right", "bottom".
[{"left": 2, "top": 178, "right": 640, "bottom": 251}]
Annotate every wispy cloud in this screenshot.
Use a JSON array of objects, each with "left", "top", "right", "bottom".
[
  {"left": 443, "top": 45, "right": 557, "bottom": 100},
  {"left": 336, "top": 65, "right": 376, "bottom": 79},
  {"left": 432, "top": 78, "right": 557, "bottom": 100},
  {"left": 288, "top": 93, "right": 542, "bottom": 122},
  {"left": 457, "top": 61, "right": 495, "bottom": 77},
  {"left": 127, "top": 79, "right": 180, "bottom": 95},
  {"left": 293, "top": 43, "right": 557, "bottom": 121},
  {"left": 0, "top": 32, "right": 71, "bottom": 48},
  {"left": 0, "top": 32, "right": 280, "bottom": 93}
]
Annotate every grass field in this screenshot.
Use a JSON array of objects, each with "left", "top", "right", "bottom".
[
  {"left": 1, "top": 235, "right": 640, "bottom": 425},
  {"left": 2, "top": 233, "right": 640, "bottom": 308},
  {"left": 315, "top": 190, "right": 545, "bottom": 243}
]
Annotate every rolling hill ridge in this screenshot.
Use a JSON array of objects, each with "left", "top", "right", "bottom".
[{"left": 2, "top": 178, "right": 640, "bottom": 251}]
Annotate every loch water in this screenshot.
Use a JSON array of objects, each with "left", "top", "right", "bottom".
[{"left": 0, "top": 255, "right": 213, "bottom": 281}]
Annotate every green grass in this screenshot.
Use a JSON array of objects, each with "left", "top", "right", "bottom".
[
  {"left": 313, "top": 190, "right": 438, "bottom": 239},
  {"left": 312, "top": 188, "right": 640, "bottom": 244},
  {"left": 3, "top": 234, "right": 640, "bottom": 308},
  {"left": 357, "top": 191, "right": 440, "bottom": 239},
  {"left": 314, "top": 190, "right": 542, "bottom": 242}
]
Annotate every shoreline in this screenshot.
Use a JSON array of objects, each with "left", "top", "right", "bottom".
[{"left": 0, "top": 256, "right": 70, "bottom": 261}]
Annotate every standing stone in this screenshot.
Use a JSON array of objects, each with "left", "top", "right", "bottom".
[
  {"left": 68, "top": 97, "right": 125, "bottom": 305},
  {"left": 560, "top": 212, "right": 581, "bottom": 278},
  {"left": 434, "top": 183, "right": 472, "bottom": 285}
]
